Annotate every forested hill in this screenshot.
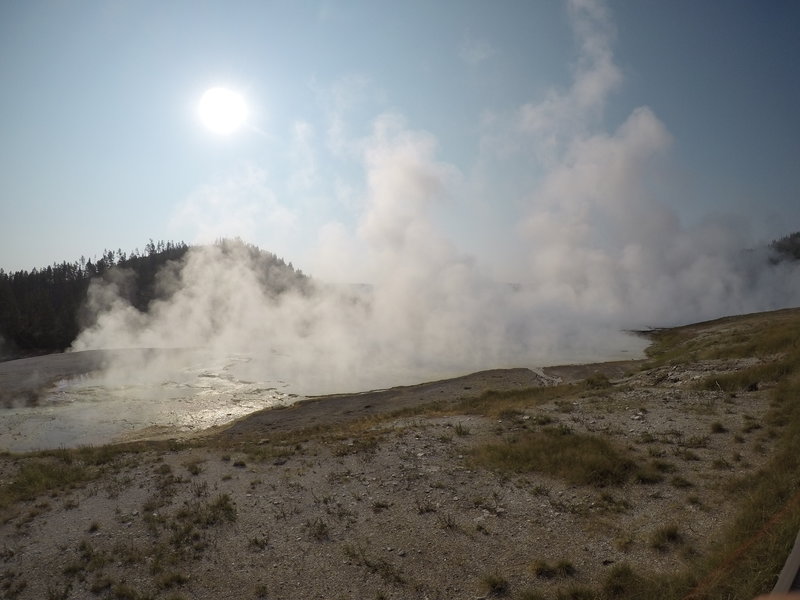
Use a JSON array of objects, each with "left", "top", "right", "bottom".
[
  {"left": 771, "top": 231, "right": 800, "bottom": 262},
  {"left": 0, "top": 240, "right": 307, "bottom": 360}
]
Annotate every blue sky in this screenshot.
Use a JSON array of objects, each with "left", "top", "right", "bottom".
[{"left": 1, "top": 0, "right": 798, "bottom": 277}]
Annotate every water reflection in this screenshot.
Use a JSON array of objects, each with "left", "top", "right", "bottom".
[{"left": 0, "top": 349, "right": 297, "bottom": 452}]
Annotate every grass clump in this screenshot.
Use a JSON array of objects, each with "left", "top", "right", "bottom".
[
  {"left": 710, "top": 421, "right": 728, "bottom": 434},
  {"left": 585, "top": 372, "right": 611, "bottom": 389},
  {"left": 155, "top": 571, "right": 188, "bottom": 590},
  {"left": 306, "top": 518, "right": 330, "bottom": 541},
  {"left": 332, "top": 436, "right": 379, "bottom": 456},
  {"left": 532, "top": 559, "right": 576, "bottom": 579},
  {"left": 650, "top": 524, "right": 683, "bottom": 551},
  {"left": 454, "top": 384, "right": 578, "bottom": 418},
  {"left": 481, "top": 573, "right": 510, "bottom": 596},
  {"left": 470, "top": 429, "right": 636, "bottom": 487},
  {"left": 0, "top": 459, "right": 91, "bottom": 513},
  {"left": 343, "top": 544, "right": 404, "bottom": 585},
  {"left": 454, "top": 422, "right": 470, "bottom": 436},
  {"left": 175, "top": 494, "right": 236, "bottom": 528},
  {"left": 602, "top": 563, "right": 642, "bottom": 598}
]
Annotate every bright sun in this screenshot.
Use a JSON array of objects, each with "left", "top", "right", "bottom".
[{"left": 197, "top": 87, "right": 248, "bottom": 135}]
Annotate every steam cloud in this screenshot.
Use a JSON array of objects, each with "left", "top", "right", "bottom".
[{"left": 71, "top": 0, "right": 800, "bottom": 394}]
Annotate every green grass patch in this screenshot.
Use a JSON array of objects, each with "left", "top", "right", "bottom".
[
  {"left": 694, "top": 358, "right": 797, "bottom": 392},
  {"left": 453, "top": 384, "right": 579, "bottom": 417},
  {"left": 644, "top": 308, "right": 800, "bottom": 367},
  {"left": 470, "top": 429, "right": 637, "bottom": 487},
  {"left": 0, "top": 459, "right": 92, "bottom": 514}
]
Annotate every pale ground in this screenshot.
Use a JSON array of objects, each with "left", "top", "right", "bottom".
[{"left": 0, "top": 354, "right": 779, "bottom": 600}]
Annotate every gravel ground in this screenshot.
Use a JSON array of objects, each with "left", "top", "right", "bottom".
[{"left": 0, "top": 351, "right": 779, "bottom": 599}]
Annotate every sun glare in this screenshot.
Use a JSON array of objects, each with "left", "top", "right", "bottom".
[{"left": 198, "top": 87, "right": 248, "bottom": 135}]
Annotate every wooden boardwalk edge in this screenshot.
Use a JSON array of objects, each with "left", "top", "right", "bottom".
[{"left": 773, "top": 529, "right": 800, "bottom": 592}]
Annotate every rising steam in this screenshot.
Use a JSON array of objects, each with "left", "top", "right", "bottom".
[{"left": 71, "top": 0, "right": 800, "bottom": 394}]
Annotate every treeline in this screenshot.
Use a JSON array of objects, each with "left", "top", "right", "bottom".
[
  {"left": 770, "top": 232, "right": 800, "bottom": 262},
  {"left": 0, "top": 239, "right": 307, "bottom": 359},
  {"left": 0, "top": 241, "right": 190, "bottom": 357}
]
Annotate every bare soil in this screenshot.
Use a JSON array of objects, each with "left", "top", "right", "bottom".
[{"left": 0, "top": 345, "right": 779, "bottom": 600}]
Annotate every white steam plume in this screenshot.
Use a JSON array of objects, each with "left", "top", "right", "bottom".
[{"left": 72, "top": 0, "right": 800, "bottom": 396}]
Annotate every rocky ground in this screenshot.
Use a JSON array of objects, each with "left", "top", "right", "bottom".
[{"left": 0, "top": 350, "right": 781, "bottom": 599}]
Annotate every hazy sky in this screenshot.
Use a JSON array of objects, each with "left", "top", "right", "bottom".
[{"left": 1, "top": 0, "right": 798, "bottom": 276}]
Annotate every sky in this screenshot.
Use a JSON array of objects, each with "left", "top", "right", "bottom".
[{"left": 0, "top": 0, "right": 799, "bottom": 279}]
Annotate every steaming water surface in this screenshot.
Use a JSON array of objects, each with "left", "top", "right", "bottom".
[
  {"left": 0, "top": 334, "right": 649, "bottom": 453},
  {"left": 0, "top": 349, "right": 296, "bottom": 452}
]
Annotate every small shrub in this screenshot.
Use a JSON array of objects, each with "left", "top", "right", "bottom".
[
  {"left": 684, "top": 436, "right": 709, "bottom": 448},
  {"left": 254, "top": 584, "right": 269, "bottom": 598},
  {"left": 111, "top": 584, "right": 138, "bottom": 600},
  {"left": 603, "top": 563, "right": 641, "bottom": 597},
  {"left": 651, "top": 524, "right": 682, "bottom": 551},
  {"left": 249, "top": 535, "right": 270, "bottom": 551},
  {"left": 651, "top": 459, "right": 677, "bottom": 473},
  {"left": 554, "top": 400, "right": 575, "bottom": 413},
  {"left": 437, "top": 512, "right": 458, "bottom": 530},
  {"left": 415, "top": 498, "right": 436, "bottom": 514},
  {"left": 454, "top": 423, "right": 470, "bottom": 436},
  {"left": 586, "top": 372, "right": 611, "bottom": 389},
  {"left": 482, "top": 573, "right": 510, "bottom": 596},
  {"left": 633, "top": 466, "right": 664, "bottom": 484},
  {"left": 184, "top": 461, "right": 202, "bottom": 476},
  {"left": 89, "top": 576, "right": 113, "bottom": 593},
  {"left": 711, "top": 421, "right": 728, "bottom": 434},
  {"left": 333, "top": 436, "right": 379, "bottom": 456},
  {"left": 555, "top": 560, "right": 576, "bottom": 577},
  {"left": 155, "top": 571, "right": 188, "bottom": 590},
  {"left": 555, "top": 585, "right": 595, "bottom": 600},
  {"left": 674, "top": 448, "right": 701, "bottom": 461},
  {"left": 532, "top": 559, "right": 556, "bottom": 579},
  {"left": 306, "top": 518, "right": 330, "bottom": 541},
  {"left": 671, "top": 476, "right": 693, "bottom": 489},
  {"left": 741, "top": 421, "right": 762, "bottom": 434}
]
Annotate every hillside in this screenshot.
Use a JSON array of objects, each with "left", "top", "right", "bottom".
[
  {"left": 1, "top": 307, "right": 800, "bottom": 599},
  {"left": 0, "top": 240, "right": 307, "bottom": 359}
]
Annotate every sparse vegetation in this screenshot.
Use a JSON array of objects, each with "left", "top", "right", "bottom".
[
  {"left": 4, "top": 307, "right": 800, "bottom": 599},
  {"left": 710, "top": 421, "right": 728, "bottom": 433},
  {"left": 454, "top": 422, "right": 470, "bottom": 436},
  {"left": 481, "top": 573, "right": 509, "bottom": 596},
  {"left": 585, "top": 372, "right": 611, "bottom": 389},
  {"left": 650, "top": 524, "right": 683, "bottom": 551},
  {"left": 342, "top": 544, "right": 404, "bottom": 585},
  {"left": 532, "top": 559, "right": 576, "bottom": 579},
  {"left": 306, "top": 517, "right": 330, "bottom": 541},
  {"left": 470, "top": 429, "right": 637, "bottom": 487}
]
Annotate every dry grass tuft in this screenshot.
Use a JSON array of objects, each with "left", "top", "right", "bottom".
[{"left": 470, "top": 428, "right": 637, "bottom": 487}]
